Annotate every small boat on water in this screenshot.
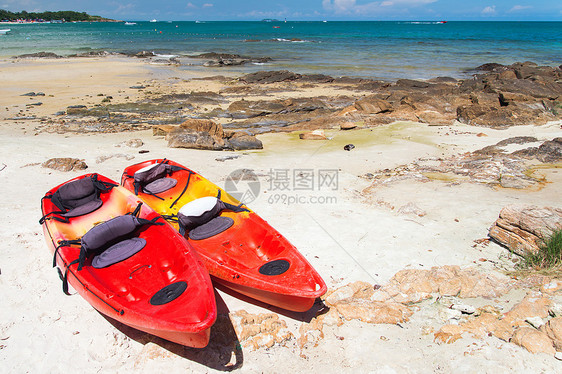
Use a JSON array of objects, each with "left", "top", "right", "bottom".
[
  {"left": 149, "top": 19, "right": 157, "bottom": 23},
  {"left": 124, "top": 22, "right": 137, "bottom": 26},
  {"left": 0, "top": 29, "right": 11, "bottom": 35}
]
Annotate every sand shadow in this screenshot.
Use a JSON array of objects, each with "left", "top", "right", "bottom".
[
  {"left": 102, "top": 289, "right": 243, "bottom": 371},
  {"left": 214, "top": 282, "right": 328, "bottom": 323}
]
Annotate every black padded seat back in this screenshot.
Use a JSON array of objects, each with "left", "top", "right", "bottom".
[
  {"left": 133, "top": 163, "right": 177, "bottom": 194},
  {"left": 51, "top": 177, "right": 100, "bottom": 216},
  {"left": 78, "top": 214, "right": 151, "bottom": 270},
  {"left": 178, "top": 197, "right": 224, "bottom": 231}
]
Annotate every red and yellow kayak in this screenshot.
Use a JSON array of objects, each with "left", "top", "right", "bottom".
[
  {"left": 121, "top": 159, "right": 327, "bottom": 312},
  {"left": 40, "top": 173, "right": 217, "bottom": 348}
]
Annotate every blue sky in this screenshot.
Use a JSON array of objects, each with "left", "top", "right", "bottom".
[{"left": 2, "top": 0, "right": 561, "bottom": 21}]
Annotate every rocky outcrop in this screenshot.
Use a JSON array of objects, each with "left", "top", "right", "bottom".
[
  {"left": 13, "top": 51, "right": 62, "bottom": 59},
  {"left": 489, "top": 205, "right": 562, "bottom": 256},
  {"left": 41, "top": 158, "right": 88, "bottom": 172},
  {"left": 229, "top": 310, "right": 293, "bottom": 351},
  {"left": 370, "top": 265, "right": 513, "bottom": 304},
  {"left": 166, "top": 119, "right": 262, "bottom": 151},
  {"left": 225, "top": 132, "right": 263, "bottom": 150},
  {"left": 240, "top": 70, "right": 302, "bottom": 84},
  {"left": 192, "top": 52, "right": 272, "bottom": 67},
  {"left": 324, "top": 281, "right": 413, "bottom": 325},
  {"left": 512, "top": 327, "right": 556, "bottom": 355}
]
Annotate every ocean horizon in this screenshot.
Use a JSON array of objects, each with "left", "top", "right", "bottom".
[{"left": 1, "top": 21, "right": 560, "bottom": 80}]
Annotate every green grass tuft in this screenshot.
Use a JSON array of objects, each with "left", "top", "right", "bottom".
[{"left": 522, "top": 229, "right": 562, "bottom": 270}]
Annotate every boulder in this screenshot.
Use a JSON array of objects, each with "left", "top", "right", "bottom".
[
  {"left": 167, "top": 129, "right": 224, "bottom": 150},
  {"left": 41, "top": 158, "right": 88, "bottom": 172},
  {"left": 179, "top": 118, "right": 225, "bottom": 139},
  {"left": 540, "top": 317, "right": 562, "bottom": 351},
  {"left": 340, "top": 122, "right": 357, "bottom": 130},
  {"left": 489, "top": 205, "right": 562, "bottom": 256},
  {"left": 226, "top": 133, "right": 263, "bottom": 150},
  {"left": 511, "top": 327, "right": 556, "bottom": 355},
  {"left": 354, "top": 97, "right": 392, "bottom": 114},
  {"left": 299, "top": 130, "right": 328, "bottom": 140}
]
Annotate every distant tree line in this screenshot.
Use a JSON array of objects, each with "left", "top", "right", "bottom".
[{"left": 0, "top": 9, "right": 111, "bottom": 22}]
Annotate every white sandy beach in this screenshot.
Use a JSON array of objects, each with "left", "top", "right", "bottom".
[{"left": 1, "top": 57, "right": 562, "bottom": 373}]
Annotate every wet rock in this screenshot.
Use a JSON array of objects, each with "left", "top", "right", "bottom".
[
  {"left": 41, "top": 158, "right": 88, "bottom": 172},
  {"left": 129, "top": 85, "right": 145, "bottom": 89},
  {"left": 511, "top": 327, "right": 556, "bottom": 355},
  {"left": 475, "top": 63, "right": 506, "bottom": 71},
  {"left": 396, "top": 79, "right": 430, "bottom": 89},
  {"left": 489, "top": 205, "right": 562, "bottom": 256},
  {"left": 14, "top": 52, "right": 62, "bottom": 59},
  {"left": 21, "top": 92, "right": 45, "bottom": 97},
  {"left": 240, "top": 70, "right": 301, "bottom": 84},
  {"left": 134, "top": 51, "right": 155, "bottom": 58},
  {"left": 299, "top": 130, "right": 327, "bottom": 140}
]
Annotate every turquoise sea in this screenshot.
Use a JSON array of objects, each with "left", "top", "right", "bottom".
[{"left": 0, "top": 21, "right": 560, "bottom": 80}]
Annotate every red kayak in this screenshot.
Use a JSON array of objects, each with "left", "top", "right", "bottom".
[
  {"left": 40, "top": 173, "right": 217, "bottom": 348},
  {"left": 121, "top": 159, "right": 327, "bottom": 312}
]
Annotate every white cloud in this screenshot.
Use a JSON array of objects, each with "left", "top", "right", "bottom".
[
  {"left": 186, "top": 2, "right": 197, "bottom": 9},
  {"left": 202, "top": 3, "right": 213, "bottom": 7},
  {"left": 509, "top": 5, "right": 532, "bottom": 13},
  {"left": 323, "top": 0, "right": 437, "bottom": 14},
  {"left": 481, "top": 5, "right": 496, "bottom": 15}
]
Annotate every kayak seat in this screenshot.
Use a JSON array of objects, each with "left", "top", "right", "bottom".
[
  {"left": 134, "top": 163, "right": 177, "bottom": 195},
  {"left": 178, "top": 196, "right": 245, "bottom": 240},
  {"left": 47, "top": 176, "right": 111, "bottom": 220},
  {"left": 78, "top": 215, "right": 161, "bottom": 270}
]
